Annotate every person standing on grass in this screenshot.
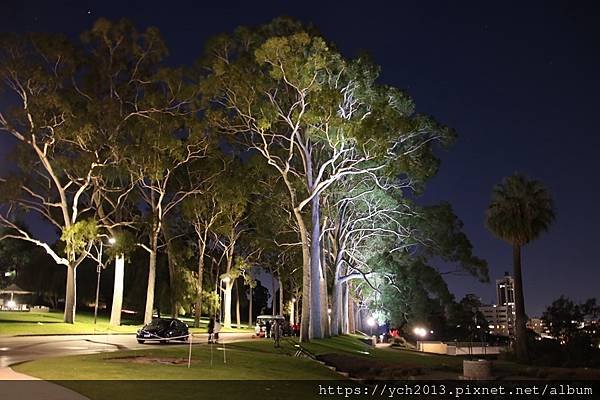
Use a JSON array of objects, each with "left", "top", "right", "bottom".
[
  {"left": 273, "top": 320, "right": 282, "bottom": 348},
  {"left": 255, "top": 322, "right": 261, "bottom": 337},
  {"left": 208, "top": 317, "right": 215, "bottom": 344},
  {"left": 214, "top": 317, "right": 222, "bottom": 344},
  {"left": 265, "top": 319, "right": 271, "bottom": 338}
]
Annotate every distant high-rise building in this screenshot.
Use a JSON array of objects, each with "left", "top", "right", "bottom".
[
  {"left": 496, "top": 272, "right": 515, "bottom": 307},
  {"left": 477, "top": 272, "right": 516, "bottom": 337},
  {"left": 480, "top": 304, "right": 514, "bottom": 337}
]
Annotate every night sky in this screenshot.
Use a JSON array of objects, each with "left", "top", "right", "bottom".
[{"left": 2, "top": 0, "right": 599, "bottom": 317}]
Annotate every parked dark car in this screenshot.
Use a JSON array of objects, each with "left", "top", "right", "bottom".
[{"left": 136, "top": 318, "right": 189, "bottom": 344}]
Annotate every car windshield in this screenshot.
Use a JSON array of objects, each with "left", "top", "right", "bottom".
[{"left": 146, "top": 319, "right": 170, "bottom": 329}]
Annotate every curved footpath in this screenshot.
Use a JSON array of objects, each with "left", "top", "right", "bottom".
[{"left": 0, "top": 367, "right": 89, "bottom": 400}]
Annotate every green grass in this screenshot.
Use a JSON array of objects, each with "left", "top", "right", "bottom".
[
  {"left": 285, "top": 335, "right": 532, "bottom": 376},
  {"left": 299, "top": 334, "right": 379, "bottom": 356},
  {"left": 0, "top": 311, "right": 255, "bottom": 336},
  {"left": 294, "top": 335, "right": 464, "bottom": 371},
  {"left": 11, "top": 335, "right": 473, "bottom": 400},
  {"left": 15, "top": 335, "right": 595, "bottom": 400},
  {"left": 0, "top": 311, "right": 140, "bottom": 335},
  {"left": 14, "top": 339, "right": 341, "bottom": 400},
  {"left": 374, "top": 347, "right": 463, "bottom": 370},
  {"left": 14, "top": 340, "right": 338, "bottom": 380}
]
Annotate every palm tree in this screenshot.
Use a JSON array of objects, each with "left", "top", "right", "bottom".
[{"left": 485, "top": 174, "right": 555, "bottom": 362}]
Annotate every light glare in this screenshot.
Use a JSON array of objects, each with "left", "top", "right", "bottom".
[{"left": 413, "top": 327, "right": 427, "bottom": 337}]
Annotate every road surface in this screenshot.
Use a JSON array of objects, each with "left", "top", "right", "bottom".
[{"left": 0, "top": 332, "right": 253, "bottom": 368}]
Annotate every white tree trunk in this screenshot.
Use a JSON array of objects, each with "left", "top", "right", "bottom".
[
  {"left": 223, "top": 280, "right": 234, "bottom": 328},
  {"left": 331, "top": 279, "right": 342, "bottom": 335},
  {"left": 278, "top": 275, "right": 284, "bottom": 317},
  {"left": 194, "top": 238, "right": 206, "bottom": 328},
  {"left": 109, "top": 254, "right": 125, "bottom": 326},
  {"left": 292, "top": 207, "right": 311, "bottom": 342},
  {"left": 320, "top": 265, "right": 329, "bottom": 337},
  {"left": 235, "top": 279, "right": 241, "bottom": 328},
  {"left": 64, "top": 264, "right": 77, "bottom": 324},
  {"left": 342, "top": 283, "right": 350, "bottom": 334},
  {"left": 144, "top": 247, "right": 157, "bottom": 324},
  {"left": 248, "top": 286, "right": 253, "bottom": 325},
  {"left": 309, "top": 193, "right": 323, "bottom": 339},
  {"left": 271, "top": 271, "right": 276, "bottom": 316}
]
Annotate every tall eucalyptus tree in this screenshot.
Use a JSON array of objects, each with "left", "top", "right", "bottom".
[
  {"left": 0, "top": 32, "right": 108, "bottom": 323},
  {"left": 201, "top": 19, "right": 452, "bottom": 340}
]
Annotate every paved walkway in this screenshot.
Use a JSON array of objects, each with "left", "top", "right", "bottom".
[
  {"left": 0, "top": 366, "right": 39, "bottom": 380},
  {"left": 0, "top": 367, "right": 89, "bottom": 399}
]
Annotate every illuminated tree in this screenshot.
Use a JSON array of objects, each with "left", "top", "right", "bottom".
[
  {"left": 201, "top": 19, "right": 453, "bottom": 340},
  {"left": 0, "top": 32, "right": 109, "bottom": 323},
  {"left": 181, "top": 157, "right": 225, "bottom": 327}
]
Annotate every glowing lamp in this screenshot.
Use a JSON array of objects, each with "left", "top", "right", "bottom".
[{"left": 413, "top": 327, "right": 427, "bottom": 337}]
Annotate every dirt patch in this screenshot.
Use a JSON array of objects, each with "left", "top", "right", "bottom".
[
  {"left": 107, "top": 356, "right": 189, "bottom": 365},
  {"left": 316, "top": 353, "right": 423, "bottom": 380}
]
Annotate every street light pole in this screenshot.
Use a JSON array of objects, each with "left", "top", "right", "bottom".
[{"left": 93, "top": 241, "right": 103, "bottom": 325}]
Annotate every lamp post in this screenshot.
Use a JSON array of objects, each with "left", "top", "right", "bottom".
[{"left": 93, "top": 241, "right": 104, "bottom": 326}]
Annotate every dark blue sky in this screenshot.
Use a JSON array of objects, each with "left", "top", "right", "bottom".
[{"left": 2, "top": 0, "right": 599, "bottom": 316}]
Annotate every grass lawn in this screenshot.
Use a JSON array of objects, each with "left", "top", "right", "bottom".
[
  {"left": 14, "top": 339, "right": 340, "bottom": 380},
  {"left": 13, "top": 335, "right": 552, "bottom": 399},
  {"left": 283, "top": 335, "right": 536, "bottom": 377},
  {"left": 12, "top": 333, "right": 598, "bottom": 400},
  {"left": 293, "top": 336, "right": 594, "bottom": 379},
  {"left": 0, "top": 311, "right": 254, "bottom": 336},
  {"left": 0, "top": 311, "right": 140, "bottom": 335},
  {"left": 13, "top": 334, "right": 467, "bottom": 380},
  {"left": 295, "top": 335, "right": 464, "bottom": 371},
  {"left": 13, "top": 339, "right": 341, "bottom": 400}
]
